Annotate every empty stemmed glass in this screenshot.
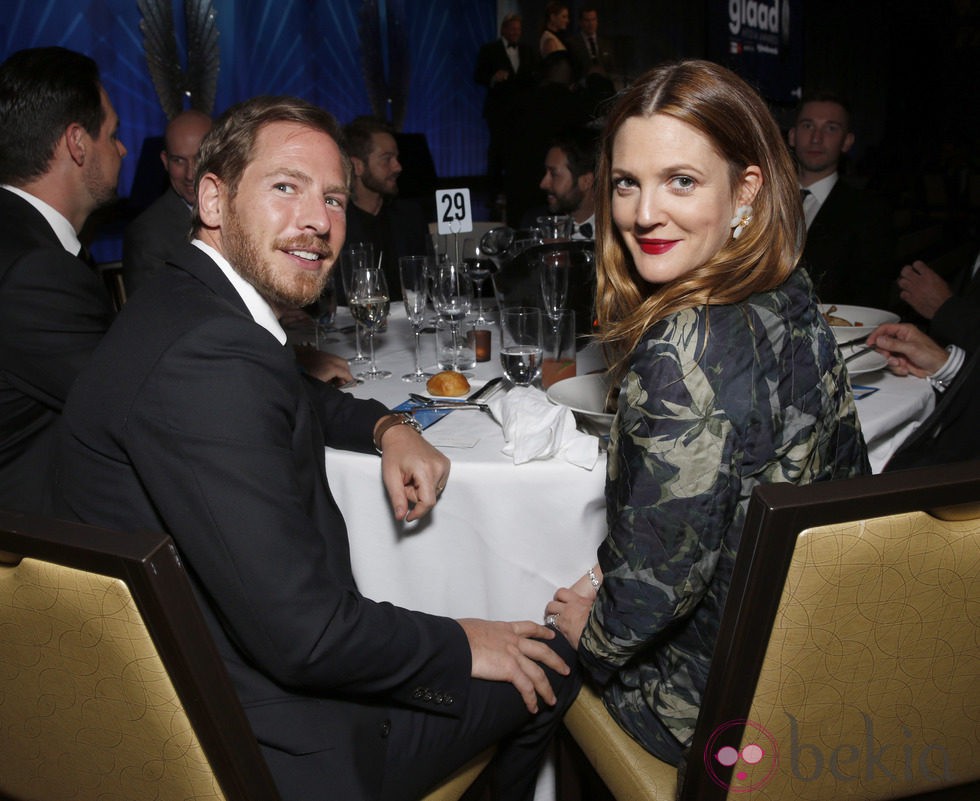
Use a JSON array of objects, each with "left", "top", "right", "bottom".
[
  {"left": 398, "top": 255, "right": 433, "bottom": 383},
  {"left": 539, "top": 250, "right": 569, "bottom": 326},
  {"left": 348, "top": 264, "right": 391, "bottom": 380},
  {"left": 429, "top": 260, "right": 472, "bottom": 372},
  {"left": 339, "top": 242, "right": 372, "bottom": 364},
  {"left": 463, "top": 238, "right": 494, "bottom": 326}
]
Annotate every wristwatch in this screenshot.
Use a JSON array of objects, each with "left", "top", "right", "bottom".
[{"left": 373, "top": 412, "right": 423, "bottom": 453}]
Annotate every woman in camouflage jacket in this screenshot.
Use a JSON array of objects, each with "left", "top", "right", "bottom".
[{"left": 544, "top": 60, "right": 870, "bottom": 764}]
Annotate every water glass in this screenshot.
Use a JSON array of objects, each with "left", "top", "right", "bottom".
[
  {"left": 436, "top": 320, "right": 476, "bottom": 371},
  {"left": 499, "top": 307, "right": 543, "bottom": 387},
  {"left": 536, "top": 215, "right": 572, "bottom": 242},
  {"left": 430, "top": 261, "right": 472, "bottom": 372},
  {"left": 398, "top": 255, "right": 433, "bottom": 383}
]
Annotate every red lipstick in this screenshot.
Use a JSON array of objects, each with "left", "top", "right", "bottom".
[{"left": 637, "top": 239, "right": 678, "bottom": 255}]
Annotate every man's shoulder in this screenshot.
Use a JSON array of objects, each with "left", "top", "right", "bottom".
[
  {"left": 0, "top": 190, "right": 60, "bottom": 260},
  {"left": 127, "top": 190, "right": 189, "bottom": 234}
]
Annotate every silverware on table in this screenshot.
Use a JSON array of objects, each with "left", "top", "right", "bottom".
[{"left": 844, "top": 345, "right": 877, "bottom": 364}]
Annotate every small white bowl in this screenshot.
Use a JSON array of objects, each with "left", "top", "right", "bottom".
[
  {"left": 546, "top": 373, "right": 615, "bottom": 434},
  {"left": 818, "top": 304, "right": 899, "bottom": 342}
]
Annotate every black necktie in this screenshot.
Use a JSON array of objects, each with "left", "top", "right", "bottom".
[
  {"left": 800, "top": 188, "right": 811, "bottom": 201},
  {"left": 577, "top": 222, "right": 593, "bottom": 239},
  {"left": 77, "top": 245, "right": 97, "bottom": 271},
  {"left": 588, "top": 37, "right": 598, "bottom": 61},
  {"left": 506, "top": 42, "right": 517, "bottom": 50}
]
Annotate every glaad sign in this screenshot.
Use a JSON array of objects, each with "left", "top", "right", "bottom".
[{"left": 728, "top": 0, "right": 783, "bottom": 36}]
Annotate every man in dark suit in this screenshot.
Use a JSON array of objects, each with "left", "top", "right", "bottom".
[
  {"left": 56, "top": 96, "right": 577, "bottom": 801},
  {"left": 896, "top": 249, "right": 980, "bottom": 353},
  {"left": 342, "top": 115, "right": 430, "bottom": 301},
  {"left": 566, "top": 5, "right": 617, "bottom": 92},
  {"left": 789, "top": 92, "right": 895, "bottom": 308},
  {"left": 122, "top": 109, "right": 212, "bottom": 295},
  {"left": 474, "top": 13, "right": 536, "bottom": 203},
  {"left": 866, "top": 322, "right": 978, "bottom": 470},
  {"left": 0, "top": 47, "right": 124, "bottom": 514}
]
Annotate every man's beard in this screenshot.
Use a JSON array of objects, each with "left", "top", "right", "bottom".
[
  {"left": 84, "top": 151, "right": 118, "bottom": 210},
  {"left": 549, "top": 185, "right": 583, "bottom": 216},
  {"left": 224, "top": 204, "right": 333, "bottom": 310},
  {"left": 362, "top": 167, "right": 398, "bottom": 199}
]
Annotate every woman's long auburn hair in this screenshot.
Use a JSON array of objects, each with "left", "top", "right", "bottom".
[{"left": 594, "top": 59, "right": 804, "bottom": 380}]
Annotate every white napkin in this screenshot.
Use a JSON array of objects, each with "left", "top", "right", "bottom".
[{"left": 487, "top": 386, "right": 599, "bottom": 469}]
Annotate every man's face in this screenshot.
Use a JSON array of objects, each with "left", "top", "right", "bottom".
[
  {"left": 580, "top": 11, "right": 599, "bottom": 36},
  {"left": 162, "top": 113, "right": 212, "bottom": 205},
  {"left": 208, "top": 121, "right": 348, "bottom": 311},
  {"left": 502, "top": 19, "right": 522, "bottom": 44},
  {"left": 83, "top": 87, "right": 126, "bottom": 210},
  {"left": 789, "top": 100, "right": 854, "bottom": 178},
  {"left": 358, "top": 132, "right": 401, "bottom": 198},
  {"left": 540, "top": 146, "right": 585, "bottom": 215}
]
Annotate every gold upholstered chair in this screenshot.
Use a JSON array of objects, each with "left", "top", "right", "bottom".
[
  {"left": 563, "top": 460, "right": 980, "bottom": 801},
  {"left": 0, "top": 510, "right": 490, "bottom": 801}
]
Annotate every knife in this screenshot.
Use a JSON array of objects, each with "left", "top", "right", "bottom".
[
  {"left": 844, "top": 345, "right": 877, "bottom": 364},
  {"left": 409, "top": 377, "right": 504, "bottom": 407}
]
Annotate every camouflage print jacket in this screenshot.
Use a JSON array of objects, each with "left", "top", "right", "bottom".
[{"left": 578, "top": 268, "right": 870, "bottom": 762}]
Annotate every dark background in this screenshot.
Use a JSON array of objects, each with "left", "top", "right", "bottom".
[{"left": 2, "top": 0, "right": 977, "bottom": 261}]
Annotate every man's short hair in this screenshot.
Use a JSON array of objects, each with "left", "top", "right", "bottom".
[
  {"left": 551, "top": 127, "right": 599, "bottom": 180},
  {"left": 797, "top": 90, "right": 852, "bottom": 131},
  {"left": 501, "top": 13, "right": 522, "bottom": 31},
  {"left": 342, "top": 116, "right": 395, "bottom": 164},
  {"left": 191, "top": 95, "right": 349, "bottom": 234},
  {"left": 0, "top": 47, "right": 105, "bottom": 185}
]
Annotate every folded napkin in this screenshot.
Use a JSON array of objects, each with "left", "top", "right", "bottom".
[{"left": 488, "top": 386, "right": 599, "bottom": 469}]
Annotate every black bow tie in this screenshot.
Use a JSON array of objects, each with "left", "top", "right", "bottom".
[
  {"left": 577, "top": 222, "right": 593, "bottom": 239},
  {"left": 506, "top": 42, "right": 517, "bottom": 49}
]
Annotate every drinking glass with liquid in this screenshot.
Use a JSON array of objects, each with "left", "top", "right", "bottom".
[{"left": 500, "top": 307, "right": 543, "bottom": 386}]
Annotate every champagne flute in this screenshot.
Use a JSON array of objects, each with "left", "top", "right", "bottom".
[
  {"left": 463, "top": 238, "right": 494, "bottom": 325},
  {"left": 399, "top": 255, "right": 433, "bottom": 383},
  {"left": 500, "top": 306, "right": 543, "bottom": 386},
  {"left": 539, "top": 250, "right": 569, "bottom": 325},
  {"left": 340, "top": 242, "right": 372, "bottom": 364},
  {"left": 429, "top": 261, "right": 472, "bottom": 372},
  {"left": 348, "top": 264, "right": 391, "bottom": 380}
]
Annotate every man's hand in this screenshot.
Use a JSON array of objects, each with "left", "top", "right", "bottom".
[
  {"left": 897, "top": 261, "right": 952, "bottom": 320},
  {"left": 294, "top": 345, "right": 354, "bottom": 385},
  {"left": 378, "top": 422, "right": 450, "bottom": 521},
  {"left": 867, "top": 322, "right": 948, "bottom": 378},
  {"left": 457, "top": 618, "right": 570, "bottom": 714}
]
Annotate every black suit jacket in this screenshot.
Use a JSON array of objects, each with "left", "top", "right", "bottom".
[
  {"left": 802, "top": 178, "right": 895, "bottom": 309},
  {"left": 0, "top": 188, "right": 114, "bottom": 513},
  {"left": 55, "top": 243, "right": 472, "bottom": 800},
  {"left": 474, "top": 38, "right": 536, "bottom": 124},
  {"left": 122, "top": 187, "right": 191, "bottom": 295},
  {"left": 930, "top": 257, "right": 980, "bottom": 353}
]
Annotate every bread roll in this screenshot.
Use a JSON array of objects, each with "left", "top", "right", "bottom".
[{"left": 427, "top": 370, "right": 470, "bottom": 397}]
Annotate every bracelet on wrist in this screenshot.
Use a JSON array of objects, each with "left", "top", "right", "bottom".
[{"left": 588, "top": 567, "right": 600, "bottom": 592}]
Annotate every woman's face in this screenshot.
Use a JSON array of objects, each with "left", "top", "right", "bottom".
[
  {"left": 549, "top": 8, "right": 570, "bottom": 30},
  {"left": 610, "top": 113, "right": 759, "bottom": 286}
]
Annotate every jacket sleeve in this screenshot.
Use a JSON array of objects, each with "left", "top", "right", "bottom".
[
  {"left": 124, "top": 316, "right": 471, "bottom": 710},
  {"left": 578, "top": 328, "right": 742, "bottom": 684}
]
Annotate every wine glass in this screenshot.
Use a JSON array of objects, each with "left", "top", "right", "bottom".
[
  {"left": 539, "top": 250, "right": 569, "bottom": 325},
  {"left": 339, "top": 242, "right": 372, "bottom": 364},
  {"left": 429, "top": 261, "right": 472, "bottom": 372},
  {"left": 348, "top": 264, "right": 391, "bottom": 380},
  {"left": 399, "top": 255, "right": 433, "bottom": 383},
  {"left": 314, "top": 271, "right": 339, "bottom": 350},
  {"left": 463, "top": 238, "right": 494, "bottom": 326},
  {"left": 500, "top": 306, "right": 543, "bottom": 386}
]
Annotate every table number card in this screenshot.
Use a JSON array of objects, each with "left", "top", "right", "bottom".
[{"left": 435, "top": 188, "right": 473, "bottom": 235}]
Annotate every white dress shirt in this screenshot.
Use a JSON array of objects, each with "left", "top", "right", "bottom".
[{"left": 800, "top": 172, "right": 838, "bottom": 230}]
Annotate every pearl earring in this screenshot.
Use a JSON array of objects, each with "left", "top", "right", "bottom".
[{"left": 729, "top": 205, "right": 753, "bottom": 239}]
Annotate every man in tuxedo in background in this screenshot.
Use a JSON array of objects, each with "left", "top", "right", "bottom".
[
  {"left": 343, "top": 115, "right": 430, "bottom": 301},
  {"left": 56, "top": 95, "right": 577, "bottom": 801},
  {"left": 0, "top": 46, "right": 124, "bottom": 514},
  {"left": 790, "top": 92, "right": 895, "bottom": 309},
  {"left": 567, "top": 5, "right": 617, "bottom": 93},
  {"left": 535, "top": 127, "right": 598, "bottom": 240},
  {"left": 122, "top": 109, "right": 212, "bottom": 295},
  {"left": 474, "top": 13, "right": 536, "bottom": 212}
]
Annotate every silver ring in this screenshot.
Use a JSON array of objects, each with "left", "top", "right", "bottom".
[{"left": 545, "top": 613, "right": 559, "bottom": 628}]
